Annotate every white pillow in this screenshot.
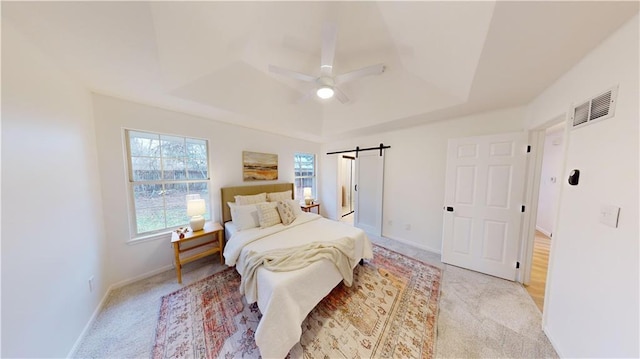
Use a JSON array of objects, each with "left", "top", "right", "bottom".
[
  {"left": 228, "top": 202, "right": 261, "bottom": 231},
  {"left": 267, "top": 190, "right": 292, "bottom": 202},
  {"left": 234, "top": 192, "right": 267, "bottom": 205},
  {"left": 287, "top": 199, "right": 303, "bottom": 216},
  {"left": 257, "top": 202, "right": 282, "bottom": 228}
]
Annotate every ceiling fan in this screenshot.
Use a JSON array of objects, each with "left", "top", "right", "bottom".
[{"left": 269, "top": 23, "right": 385, "bottom": 103}]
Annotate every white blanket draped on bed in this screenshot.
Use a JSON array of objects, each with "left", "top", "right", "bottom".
[
  {"left": 223, "top": 212, "right": 373, "bottom": 358},
  {"left": 240, "top": 237, "right": 358, "bottom": 304}
]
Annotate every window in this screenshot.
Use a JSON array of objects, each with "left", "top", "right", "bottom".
[
  {"left": 294, "top": 153, "right": 316, "bottom": 200},
  {"left": 125, "top": 130, "right": 210, "bottom": 237}
]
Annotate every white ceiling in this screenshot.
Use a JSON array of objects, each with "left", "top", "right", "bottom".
[{"left": 3, "top": 1, "right": 638, "bottom": 142}]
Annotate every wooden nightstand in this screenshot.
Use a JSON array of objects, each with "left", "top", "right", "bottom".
[
  {"left": 301, "top": 202, "right": 320, "bottom": 214},
  {"left": 171, "top": 222, "right": 224, "bottom": 284}
]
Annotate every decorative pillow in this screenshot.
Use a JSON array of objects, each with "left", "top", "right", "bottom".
[
  {"left": 234, "top": 192, "right": 267, "bottom": 205},
  {"left": 228, "top": 202, "right": 261, "bottom": 231},
  {"left": 276, "top": 200, "right": 296, "bottom": 225},
  {"left": 256, "top": 202, "right": 282, "bottom": 228},
  {"left": 287, "top": 199, "right": 304, "bottom": 216},
  {"left": 267, "top": 190, "right": 292, "bottom": 202}
]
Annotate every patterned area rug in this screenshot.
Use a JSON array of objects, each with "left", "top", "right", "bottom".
[{"left": 152, "top": 245, "right": 441, "bottom": 358}]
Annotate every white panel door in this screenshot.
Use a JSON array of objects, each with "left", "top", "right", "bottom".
[
  {"left": 354, "top": 150, "right": 384, "bottom": 236},
  {"left": 442, "top": 132, "right": 527, "bottom": 280}
]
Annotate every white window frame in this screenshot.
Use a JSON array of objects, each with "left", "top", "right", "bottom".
[
  {"left": 124, "top": 129, "right": 211, "bottom": 240},
  {"left": 294, "top": 152, "right": 317, "bottom": 200}
]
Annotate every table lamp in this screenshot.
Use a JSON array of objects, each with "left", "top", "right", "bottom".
[
  {"left": 303, "top": 187, "right": 313, "bottom": 205},
  {"left": 187, "top": 197, "right": 206, "bottom": 231}
]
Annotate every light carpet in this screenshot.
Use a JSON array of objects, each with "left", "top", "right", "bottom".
[
  {"left": 152, "top": 245, "right": 441, "bottom": 358},
  {"left": 72, "top": 235, "right": 558, "bottom": 358}
]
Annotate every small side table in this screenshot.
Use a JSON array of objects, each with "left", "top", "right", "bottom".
[
  {"left": 301, "top": 202, "right": 320, "bottom": 214},
  {"left": 171, "top": 222, "right": 224, "bottom": 284}
]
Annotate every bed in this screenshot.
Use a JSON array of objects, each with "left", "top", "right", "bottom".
[{"left": 220, "top": 183, "right": 373, "bottom": 358}]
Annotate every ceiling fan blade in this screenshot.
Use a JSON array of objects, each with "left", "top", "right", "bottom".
[
  {"left": 335, "top": 64, "right": 385, "bottom": 85},
  {"left": 320, "top": 23, "right": 337, "bottom": 76},
  {"left": 333, "top": 87, "right": 349, "bottom": 104},
  {"left": 269, "top": 65, "right": 316, "bottom": 82},
  {"left": 297, "top": 89, "right": 315, "bottom": 104}
]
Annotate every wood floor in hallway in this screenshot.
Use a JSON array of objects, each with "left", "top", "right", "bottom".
[{"left": 525, "top": 231, "right": 551, "bottom": 311}]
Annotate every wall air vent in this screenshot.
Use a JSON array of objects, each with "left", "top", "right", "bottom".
[
  {"left": 572, "top": 102, "right": 589, "bottom": 127},
  {"left": 571, "top": 85, "right": 618, "bottom": 129}
]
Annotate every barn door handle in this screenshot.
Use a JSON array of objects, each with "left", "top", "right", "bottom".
[
  {"left": 355, "top": 184, "right": 358, "bottom": 192},
  {"left": 444, "top": 206, "right": 454, "bottom": 212}
]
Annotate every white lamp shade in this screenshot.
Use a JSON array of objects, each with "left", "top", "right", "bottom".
[
  {"left": 187, "top": 199, "right": 206, "bottom": 216},
  {"left": 303, "top": 187, "right": 312, "bottom": 198}
]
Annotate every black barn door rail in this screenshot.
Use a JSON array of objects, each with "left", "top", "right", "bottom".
[{"left": 326, "top": 143, "right": 390, "bottom": 157}]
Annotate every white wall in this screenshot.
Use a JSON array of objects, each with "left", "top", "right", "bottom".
[
  {"left": 320, "top": 107, "right": 524, "bottom": 253},
  {"left": 525, "top": 15, "right": 639, "bottom": 358},
  {"left": 1, "top": 22, "right": 107, "bottom": 357},
  {"left": 535, "top": 129, "right": 564, "bottom": 236},
  {"left": 92, "top": 94, "right": 321, "bottom": 285}
]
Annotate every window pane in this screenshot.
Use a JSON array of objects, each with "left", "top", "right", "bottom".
[
  {"left": 187, "top": 139, "right": 207, "bottom": 160},
  {"left": 166, "top": 207, "right": 188, "bottom": 229},
  {"left": 187, "top": 159, "right": 208, "bottom": 179},
  {"left": 164, "top": 183, "right": 188, "bottom": 208},
  {"left": 136, "top": 207, "right": 166, "bottom": 233},
  {"left": 294, "top": 154, "right": 315, "bottom": 176},
  {"left": 165, "top": 183, "right": 188, "bottom": 227},
  {"left": 129, "top": 131, "right": 160, "bottom": 157},
  {"left": 161, "top": 135, "right": 186, "bottom": 158},
  {"left": 127, "top": 130, "right": 211, "bottom": 236},
  {"left": 133, "top": 184, "right": 164, "bottom": 209},
  {"left": 294, "top": 178, "right": 304, "bottom": 199},
  {"left": 163, "top": 158, "right": 187, "bottom": 180},
  {"left": 301, "top": 177, "right": 314, "bottom": 188},
  {"left": 295, "top": 153, "right": 316, "bottom": 200},
  {"left": 131, "top": 157, "right": 161, "bottom": 181},
  {"left": 133, "top": 184, "right": 165, "bottom": 232}
]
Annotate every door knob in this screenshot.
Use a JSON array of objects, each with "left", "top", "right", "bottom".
[{"left": 444, "top": 206, "right": 454, "bottom": 212}]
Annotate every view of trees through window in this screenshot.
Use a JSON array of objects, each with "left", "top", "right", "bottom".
[
  {"left": 127, "top": 130, "right": 210, "bottom": 235},
  {"left": 294, "top": 153, "right": 316, "bottom": 200}
]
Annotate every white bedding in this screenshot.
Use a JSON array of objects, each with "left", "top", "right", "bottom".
[
  {"left": 224, "top": 221, "right": 238, "bottom": 242},
  {"left": 223, "top": 212, "right": 373, "bottom": 358}
]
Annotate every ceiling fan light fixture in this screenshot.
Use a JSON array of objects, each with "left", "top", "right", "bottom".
[{"left": 317, "top": 86, "right": 334, "bottom": 99}]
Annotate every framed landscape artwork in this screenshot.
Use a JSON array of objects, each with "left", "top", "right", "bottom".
[{"left": 243, "top": 151, "right": 278, "bottom": 181}]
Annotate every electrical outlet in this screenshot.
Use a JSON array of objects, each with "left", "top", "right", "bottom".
[
  {"left": 404, "top": 224, "right": 411, "bottom": 230},
  {"left": 388, "top": 220, "right": 393, "bottom": 226},
  {"left": 88, "top": 276, "right": 94, "bottom": 293}
]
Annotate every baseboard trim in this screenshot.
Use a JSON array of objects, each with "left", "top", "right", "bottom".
[
  {"left": 535, "top": 226, "right": 552, "bottom": 238},
  {"left": 543, "top": 324, "right": 563, "bottom": 358},
  {"left": 67, "top": 264, "right": 174, "bottom": 357},
  {"left": 382, "top": 234, "right": 442, "bottom": 255},
  {"left": 66, "top": 285, "right": 113, "bottom": 358},
  {"left": 110, "top": 264, "right": 174, "bottom": 290}
]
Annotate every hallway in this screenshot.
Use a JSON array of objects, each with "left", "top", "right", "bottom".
[{"left": 525, "top": 231, "right": 551, "bottom": 311}]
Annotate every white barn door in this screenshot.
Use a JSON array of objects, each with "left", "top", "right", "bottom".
[
  {"left": 442, "top": 132, "right": 527, "bottom": 280},
  {"left": 354, "top": 150, "right": 384, "bottom": 236}
]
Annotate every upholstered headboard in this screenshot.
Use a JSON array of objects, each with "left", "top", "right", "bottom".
[{"left": 220, "top": 183, "right": 294, "bottom": 223}]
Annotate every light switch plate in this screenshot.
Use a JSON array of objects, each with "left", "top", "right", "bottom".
[{"left": 599, "top": 205, "right": 620, "bottom": 228}]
